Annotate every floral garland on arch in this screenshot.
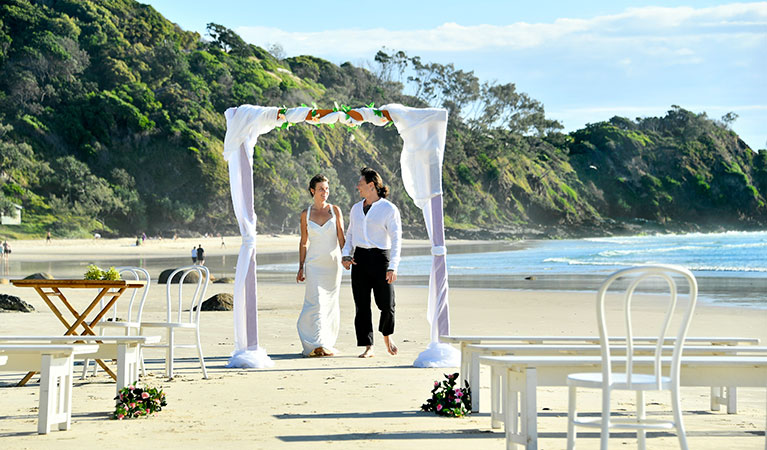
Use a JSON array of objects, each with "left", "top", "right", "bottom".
[{"left": 274, "top": 102, "right": 395, "bottom": 131}]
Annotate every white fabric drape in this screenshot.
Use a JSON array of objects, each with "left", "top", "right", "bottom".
[
  {"left": 223, "top": 105, "right": 278, "bottom": 368},
  {"left": 383, "top": 105, "right": 459, "bottom": 368},
  {"left": 223, "top": 103, "right": 457, "bottom": 368}
]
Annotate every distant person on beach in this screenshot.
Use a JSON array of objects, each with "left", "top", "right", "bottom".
[
  {"left": 46, "top": 231, "right": 51, "bottom": 244},
  {"left": 296, "top": 174, "right": 344, "bottom": 357},
  {"left": 191, "top": 247, "right": 197, "bottom": 264},
  {"left": 342, "top": 167, "right": 401, "bottom": 358},
  {"left": 220, "top": 236, "right": 226, "bottom": 248},
  {"left": 2, "top": 240, "right": 11, "bottom": 261},
  {"left": 196, "top": 245, "right": 205, "bottom": 265}
]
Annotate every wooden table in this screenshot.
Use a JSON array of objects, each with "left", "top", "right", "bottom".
[{"left": 10, "top": 279, "right": 146, "bottom": 384}]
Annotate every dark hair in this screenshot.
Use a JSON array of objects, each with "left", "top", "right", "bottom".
[
  {"left": 360, "top": 167, "right": 389, "bottom": 198},
  {"left": 308, "top": 174, "right": 329, "bottom": 197}
]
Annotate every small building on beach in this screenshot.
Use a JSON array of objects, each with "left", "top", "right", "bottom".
[{"left": 0, "top": 203, "right": 22, "bottom": 225}]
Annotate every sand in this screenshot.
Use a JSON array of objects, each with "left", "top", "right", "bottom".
[{"left": 0, "top": 237, "right": 765, "bottom": 449}]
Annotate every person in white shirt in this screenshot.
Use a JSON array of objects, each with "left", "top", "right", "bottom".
[{"left": 342, "top": 167, "right": 402, "bottom": 358}]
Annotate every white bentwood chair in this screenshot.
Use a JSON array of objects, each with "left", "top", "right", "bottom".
[
  {"left": 566, "top": 264, "right": 698, "bottom": 450},
  {"left": 139, "top": 265, "right": 209, "bottom": 379},
  {"left": 83, "top": 266, "right": 151, "bottom": 378}
]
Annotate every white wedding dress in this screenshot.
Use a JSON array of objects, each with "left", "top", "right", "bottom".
[{"left": 297, "top": 204, "right": 342, "bottom": 355}]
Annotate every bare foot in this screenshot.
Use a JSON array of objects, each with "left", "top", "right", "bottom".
[
  {"left": 358, "top": 346, "right": 374, "bottom": 358},
  {"left": 319, "top": 347, "right": 334, "bottom": 357},
  {"left": 308, "top": 347, "right": 323, "bottom": 357},
  {"left": 383, "top": 335, "right": 398, "bottom": 355}
]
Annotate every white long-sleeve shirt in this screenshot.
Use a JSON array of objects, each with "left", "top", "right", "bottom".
[{"left": 342, "top": 199, "right": 402, "bottom": 271}]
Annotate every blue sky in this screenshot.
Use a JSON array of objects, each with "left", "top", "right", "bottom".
[{"left": 141, "top": 1, "right": 767, "bottom": 149}]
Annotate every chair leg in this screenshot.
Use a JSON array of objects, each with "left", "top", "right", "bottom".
[
  {"left": 167, "top": 328, "right": 175, "bottom": 379},
  {"left": 196, "top": 328, "right": 208, "bottom": 379},
  {"left": 671, "top": 386, "right": 689, "bottom": 450},
  {"left": 567, "top": 385, "right": 577, "bottom": 450},
  {"left": 637, "top": 391, "right": 646, "bottom": 450},
  {"left": 80, "top": 359, "right": 90, "bottom": 379},
  {"left": 600, "top": 388, "right": 611, "bottom": 450},
  {"left": 139, "top": 348, "right": 146, "bottom": 377}
]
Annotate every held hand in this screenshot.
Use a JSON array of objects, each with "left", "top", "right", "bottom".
[
  {"left": 386, "top": 270, "right": 397, "bottom": 284},
  {"left": 296, "top": 268, "right": 305, "bottom": 283},
  {"left": 342, "top": 258, "right": 355, "bottom": 270}
]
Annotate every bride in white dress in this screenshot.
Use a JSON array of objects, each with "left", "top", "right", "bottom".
[{"left": 296, "top": 175, "right": 345, "bottom": 357}]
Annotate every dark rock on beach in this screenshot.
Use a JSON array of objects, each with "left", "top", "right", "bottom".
[
  {"left": 23, "top": 272, "right": 54, "bottom": 280},
  {"left": 159, "top": 269, "right": 201, "bottom": 284},
  {"left": 213, "top": 277, "right": 235, "bottom": 284},
  {"left": 0, "top": 294, "right": 35, "bottom": 312},
  {"left": 195, "top": 293, "right": 233, "bottom": 311}
]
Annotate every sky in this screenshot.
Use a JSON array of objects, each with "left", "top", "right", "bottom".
[{"left": 141, "top": 1, "right": 767, "bottom": 149}]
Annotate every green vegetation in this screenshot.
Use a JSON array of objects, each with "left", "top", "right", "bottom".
[{"left": 1, "top": 0, "right": 765, "bottom": 240}]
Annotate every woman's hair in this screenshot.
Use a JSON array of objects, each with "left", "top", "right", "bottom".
[
  {"left": 308, "top": 174, "right": 329, "bottom": 197},
  {"left": 360, "top": 167, "right": 389, "bottom": 198}
]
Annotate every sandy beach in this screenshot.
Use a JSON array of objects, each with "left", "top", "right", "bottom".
[{"left": 0, "top": 237, "right": 765, "bottom": 449}]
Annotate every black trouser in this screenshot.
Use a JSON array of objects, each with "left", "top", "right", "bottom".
[{"left": 351, "top": 247, "right": 395, "bottom": 346}]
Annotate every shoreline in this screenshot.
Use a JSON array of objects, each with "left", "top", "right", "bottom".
[{"left": 2, "top": 235, "right": 765, "bottom": 309}]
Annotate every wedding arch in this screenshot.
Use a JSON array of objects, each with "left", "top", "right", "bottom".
[{"left": 223, "top": 104, "right": 459, "bottom": 368}]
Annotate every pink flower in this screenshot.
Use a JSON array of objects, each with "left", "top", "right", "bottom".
[
  {"left": 141, "top": 392, "right": 150, "bottom": 399},
  {"left": 117, "top": 414, "right": 124, "bottom": 420},
  {"left": 128, "top": 385, "right": 135, "bottom": 390},
  {"left": 129, "top": 403, "right": 136, "bottom": 408},
  {"left": 455, "top": 389, "right": 463, "bottom": 398},
  {"left": 436, "top": 404, "right": 443, "bottom": 411},
  {"left": 146, "top": 409, "right": 150, "bottom": 414},
  {"left": 434, "top": 381, "right": 438, "bottom": 387}
]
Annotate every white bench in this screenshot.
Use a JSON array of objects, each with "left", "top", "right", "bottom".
[
  {"left": 465, "top": 343, "right": 767, "bottom": 413},
  {"left": 440, "top": 335, "right": 760, "bottom": 387},
  {"left": 479, "top": 355, "right": 767, "bottom": 450},
  {"left": 0, "top": 336, "right": 160, "bottom": 395},
  {"left": 0, "top": 344, "right": 98, "bottom": 434}
]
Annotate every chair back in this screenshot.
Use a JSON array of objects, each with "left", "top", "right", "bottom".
[
  {"left": 101, "top": 266, "right": 151, "bottom": 326},
  {"left": 164, "top": 265, "right": 209, "bottom": 325},
  {"left": 596, "top": 264, "right": 697, "bottom": 389}
]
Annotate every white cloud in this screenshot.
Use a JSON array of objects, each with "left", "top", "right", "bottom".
[{"left": 235, "top": 2, "right": 767, "bottom": 59}]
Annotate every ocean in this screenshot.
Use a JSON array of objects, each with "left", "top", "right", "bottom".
[
  {"left": 4, "top": 231, "right": 766, "bottom": 309},
  {"left": 259, "top": 230, "right": 767, "bottom": 308}
]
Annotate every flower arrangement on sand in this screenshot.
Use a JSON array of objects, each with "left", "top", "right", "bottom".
[
  {"left": 421, "top": 373, "right": 472, "bottom": 417},
  {"left": 112, "top": 383, "right": 167, "bottom": 420}
]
